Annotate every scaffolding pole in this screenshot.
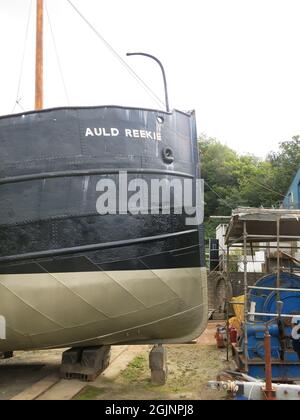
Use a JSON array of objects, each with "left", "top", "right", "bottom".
[
  {"left": 222, "top": 208, "right": 300, "bottom": 379},
  {"left": 243, "top": 221, "right": 249, "bottom": 372}
]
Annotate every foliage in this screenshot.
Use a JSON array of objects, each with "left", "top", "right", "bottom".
[
  {"left": 74, "top": 386, "right": 106, "bottom": 400},
  {"left": 121, "top": 355, "right": 147, "bottom": 383},
  {"left": 267, "top": 135, "right": 300, "bottom": 193},
  {"left": 199, "top": 134, "right": 300, "bottom": 239}
]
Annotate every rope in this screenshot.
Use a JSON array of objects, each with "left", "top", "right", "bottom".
[
  {"left": 247, "top": 178, "right": 286, "bottom": 198},
  {"left": 12, "top": 0, "right": 33, "bottom": 113},
  {"left": 65, "top": 0, "right": 166, "bottom": 109},
  {"left": 45, "top": 0, "right": 70, "bottom": 105}
]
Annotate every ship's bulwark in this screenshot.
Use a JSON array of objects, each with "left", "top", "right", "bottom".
[{"left": 0, "top": 106, "right": 207, "bottom": 351}]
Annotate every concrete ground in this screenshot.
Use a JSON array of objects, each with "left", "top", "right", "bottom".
[{"left": 0, "top": 322, "right": 229, "bottom": 400}]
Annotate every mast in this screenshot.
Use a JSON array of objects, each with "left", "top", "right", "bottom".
[{"left": 35, "top": 0, "right": 43, "bottom": 110}]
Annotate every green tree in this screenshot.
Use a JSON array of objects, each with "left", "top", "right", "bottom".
[
  {"left": 199, "top": 135, "right": 239, "bottom": 218},
  {"left": 199, "top": 134, "right": 299, "bottom": 240},
  {"left": 268, "top": 136, "right": 300, "bottom": 195}
]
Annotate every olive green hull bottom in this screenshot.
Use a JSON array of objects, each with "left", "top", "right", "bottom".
[{"left": 0, "top": 267, "right": 207, "bottom": 352}]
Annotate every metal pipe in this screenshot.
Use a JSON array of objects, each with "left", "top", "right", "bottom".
[
  {"left": 226, "top": 301, "right": 230, "bottom": 362},
  {"left": 243, "top": 221, "right": 249, "bottom": 372},
  {"left": 207, "top": 253, "right": 300, "bottom": 264},
  {"left": 229, "top": 245, "right": 300, "bottom": 250},
  {"left": 127, "top": 52, "right": 170, "bottom": 112},
  {"left": 226, "top": 244, "right": 230, "bottom": 362},
  {"left": 208, "top": 380, "right": 300, "bottom": 400},
  {"left": 276, "top": 217, "right": 281, "bottom": 305},
  {"left": 211, "top": 258, "right": 299, "bottom": 263},
  {"left": 266, "top": 242, "right": 270, "bottom": 273},
  {"left": 248, "top": 286, "right": 300, "bottom": 293},
  {"left": 245, "top": 234, "right": 300, "bottom": 240},
  {"left": 248, "top": 312, "right": 298, "bottom": 319},
  {"left": 263, "top": 329, "right": 276, "bottom": 400}
]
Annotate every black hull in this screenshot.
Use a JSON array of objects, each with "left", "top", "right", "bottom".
[{"left": 0, "top": 106, "right": 207, "bottom": 350}]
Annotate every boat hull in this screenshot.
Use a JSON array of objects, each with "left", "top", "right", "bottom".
[
  {"left": 0, "top": 105, "right": 207, "bottom": 351},
  {"left": 0, "top": 267, "right": 207, "bottom": 352}
]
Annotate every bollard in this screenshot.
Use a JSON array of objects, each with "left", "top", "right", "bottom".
[{"left": 149, "top": 344, "right": 168, "bottom": 386}]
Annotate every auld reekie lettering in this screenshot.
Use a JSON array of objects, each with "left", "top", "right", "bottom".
[{"left": 85, "top": 127, "right": 162, "bottom": 141}]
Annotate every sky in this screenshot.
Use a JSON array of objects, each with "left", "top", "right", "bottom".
[{"left": 1, "top": 0, "right": 300, "bottom": 157}]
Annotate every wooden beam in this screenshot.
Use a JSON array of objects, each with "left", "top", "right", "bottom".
[{"left": 35, "top": 0, "right": 43, "bottom": 110}]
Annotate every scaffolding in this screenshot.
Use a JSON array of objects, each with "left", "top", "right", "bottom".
[{"left": 224, "top": 207, "right": 300, "bottom": 373}]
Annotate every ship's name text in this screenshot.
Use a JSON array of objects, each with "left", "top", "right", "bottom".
[{"left": 85, "top": 127, "right": 162, "bottom": 141}]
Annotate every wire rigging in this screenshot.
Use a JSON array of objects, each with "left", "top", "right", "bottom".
[
  {"left": 12, "top": 0, "right": 33, "bottom": 113},
  {"left": 65, "top": 0, "right": 166, "bottom": 109},
  {"left": 204, "top": 180, "right": 227, "bottom": 201},
  {"left": 247, "top": 178, "right": 286, "bottom": 198},
  {"left": 45, "top": 0, "right": 70, "bottom": 105}
]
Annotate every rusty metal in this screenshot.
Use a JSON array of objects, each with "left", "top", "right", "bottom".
[
  {"left": 226, "top": 301, "right": 230, "bottom": 361},
  {"left": 263, "top": 330, "right": 277, "bottom": 400},
  {"left": 224, "top": 209, "right": 300, "bottom": 382},
  {"left": 226, "top": 245, "right": 231, "bottom": 362},
  {"left": 35, "top": 0, "right": 43, "bottom": 110},
  {"left": 243, "top": 221, "right": 249, "bottom": 372}
]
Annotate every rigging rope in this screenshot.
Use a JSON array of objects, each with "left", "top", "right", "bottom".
[
  {"left": 45, "top": 0, "right": 70, "bottom": 105},
  {"left": 65, "top": 0, "right": 166, "bottom": 109},
  {"left": 12, "top": 0, "right": 33, "bottom": 113},
  {"left": 247, "top": 178, "right": 286, "bottom": 198},
  {"left": 204, "top": 180, "right": 227, "bottom": 201}
]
